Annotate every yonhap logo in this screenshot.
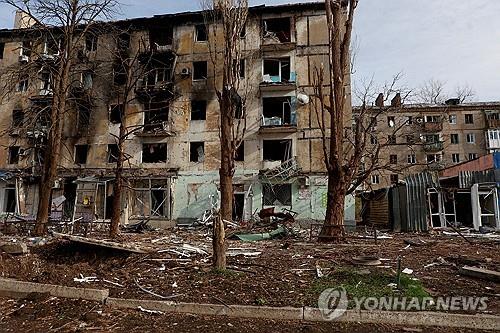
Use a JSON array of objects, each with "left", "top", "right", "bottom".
[{"left": 318, "top": 287, "right": 348, "bottom": 320}]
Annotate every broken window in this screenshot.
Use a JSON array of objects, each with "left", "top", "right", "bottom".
[
  {"left": 8, "top": 146, "right": 20, "bottom": 164},
  {"left": 21, "top": 40, "right": 32, "bottom": 57},
  {"left": 263, "top": 183, "right": 292, "bottom": 206},
  {"left": 150, "top": 26, "right": 173, "bottom": 49},
  {"left": 12, "top": 109, "right": 24, "bottom": 127},
  {"left": 0, "top": 42, "right": 4, "bottom": 59},
  {"left": 85, "top": 34, "right": 98, "bottom": 52},
  {"left": 44, "top": 37, "right": 59, "bottom": 55},
  {"left": 235, "top": 142, "right": 244, "bottom": 161},
  {"left": 263, "top": 58, "right": 291, "bottom": 83},
  {"left": 142, "top": 143, "right": 167, "bottom": 163},
  {"left": 191, "top": 100, "right": 206, "bottom": 120},
  {"left": 407, "top": 154, "right": 416, "bottom": 164},
  {"left": 3, "top": 185, "right": 16, "bottom": 213},
  {"left": 81, "top": 71, "right": 93, "bottom": 89},
  {"left": 262, "top": 17, "right": 291, "bottom": 43},
  {"left": 109, "top": 104, "right": 124, "bottom": 124},
  {"left": 131, "top": 179, "right": 169, "bottom": 218},
  {"left": 74, "top": 145, "right": 89, "bottom": 164},
  {"left": 390, "top": 174, "right": 399, "bottom": 184},
  {"left": 469, "top": 153, "right": 478, "bottom": 160},
  {"left": 465, "top": 114, "right": 474, "bottom": 124},
  {"left": 190, "top": 142, "right": 205, "bottom": 163},
  {"left": 452, "top": 153, "right": 460, "bottom": 163},
  {"left": 40, "top": 72, "right": 51, "bottom": 93},
  {"left": 118, "top": 32, "right": 130, "bottom": 51},
  {"left": 423, "top": 134, "right": 440, "bottom": 143},
  {"left": 108, "top": 144, "right": 119, "bottom": 163},
  {"left": 371, "top": 174, "right": 380, "bottom": 184},
  {"left": 144, "top": 101, "right": 169, "bottom": 132},
  {"left": 426, "top": 154, "right": 442, "bottom": 163},
  {"left": 389, "top": 154, "right": 397, "bottom": 164},
  {"left": 113, "top": 62, "right": 127, "bottom": 85},
  {"left": 262, "top": 97, "right": 295, "bottom": 126},
  {"left": 449, "top": 114, "right": 457, "bottom": 124},
  {"left": 425, "top": 115, "right": 440, "bottom": 123},
  {"left": 193, "top": 61, "right": 208, "bottom": 80},
  {"left": 451, "top": 133, "right": 459, "bottom": 144},
  {"left": 406, "top": 116, "right": 413, "bottom": 125},
  {"left": 77, "top": 105, "right": 91, "bottom": 130},
  {"left": 263, "top": 139, "right": 292, "bottom": 162},
  {"left": 18, "top": 76, "right": 28, "bottom": 92},
  {"left": 195, "top": 24, "right": 207, "bottom": 42}
]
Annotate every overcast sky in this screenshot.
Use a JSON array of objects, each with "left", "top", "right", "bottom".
[{"left": 0, "top": 0, "right": 498, "bottom": 101}]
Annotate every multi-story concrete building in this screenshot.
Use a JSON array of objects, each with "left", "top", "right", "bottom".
[
  {"left": 0, "top": 3, "right": 357, "bottom": 226},
  {"left": 363, "top": 97, "right": 500, "bottom": 189}
]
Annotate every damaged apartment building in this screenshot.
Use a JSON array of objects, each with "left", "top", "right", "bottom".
[
  {"left": 360, "top": 96, "right": 500, "bottom": 190},
  {"left": 0, "top": 2, "right": 356, "bottom": 227}
]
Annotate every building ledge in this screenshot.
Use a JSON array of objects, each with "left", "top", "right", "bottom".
[
  {"left": 259, "top": 125, "right": 297, "bottom": 134},
  {"left": 259, "top": 81, "right": 296, "bottom": 91},
  {"left": 261, "top": 42, "right": 296, "bottom": 52},
  {"left": 135, "top": 130, "right": 176, "bottom": 137}
]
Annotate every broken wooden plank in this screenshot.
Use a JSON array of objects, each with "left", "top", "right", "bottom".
[
  {"left": 52, "top": 232, "right": 147, "bottom": 254},
  {"left": 458, "top": 266, "right": 500, "bottom": 283}
]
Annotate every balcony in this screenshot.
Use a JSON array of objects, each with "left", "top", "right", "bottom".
[
  {"left": 427, "top": 162, "right": 445, "bottom": 170},
  {"left": 423, "top": 141, "right": 444, "bottom": 152},
  {"left": 487, "top": 118, "right": 500, "bottom": 129},
  {"left": 421, "top": 121, "right": 443, "bottom": 133},
  {"left": 259, "top": 97, "right": 297, "bottom": 133}
]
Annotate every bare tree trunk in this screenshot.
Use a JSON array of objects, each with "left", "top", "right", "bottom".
[
  {"left": 319, "top": 174, "right": 345, "bottom": 241},
  {"left": 219, "top": 94, "right": 233, "bottom": 223},
  {"left": 109, "top": 140, "right": 124, "bottom": 238},
  {"left": 212, "top": 214, "right": 226, "bottom": 269}
]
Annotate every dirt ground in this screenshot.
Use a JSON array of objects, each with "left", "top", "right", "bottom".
[
  {"left": 0, "top": 228, "right": 499, "bottom": 316},
  {"left": 0, "top": 297, "right": 496, "bottom": 333}
]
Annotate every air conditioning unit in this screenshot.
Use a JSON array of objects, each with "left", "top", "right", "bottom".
[
  {"left": 19, "top": 55, "right": 29, "bottom": 63},
  {"left": 181, "top": 68, "right": 191, "bottom": 76}
]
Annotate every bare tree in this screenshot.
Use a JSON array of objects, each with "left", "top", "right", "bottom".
[
  {"left": 201, "top": 0, "right": 248, "bottom": 269},
  {"left": 415, "top": 79, "right": 475, "bottom": 104},
  {"left": 0, "top": 0, "right": 118, "bottom": 235}
]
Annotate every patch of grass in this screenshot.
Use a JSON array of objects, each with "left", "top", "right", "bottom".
[
  {"left": 211, "top": 268, "right": 242, "bottom": 278},
  {"left": 254, "top": 297, "right": 267, "bottom": 306},
  {"left": 310, "top": 268, "right": 429, "bottom": 308}
]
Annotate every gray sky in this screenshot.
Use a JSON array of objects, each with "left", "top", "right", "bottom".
[{"left": 0, "top": 0, "right": 498, "bottom": 101}]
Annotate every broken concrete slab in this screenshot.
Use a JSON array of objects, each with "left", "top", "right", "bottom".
[
  {"left": 0, "top": 278, "right": 109, "bottom": 302},
  {"left": 459, "top": 266, "right": 500, "bottom": 283},
  {"left": 52, "top": 232, "right": 147, "bottom": 254},
  {"left": 0, "top": 242, "right": 28, "bottom": 255}
]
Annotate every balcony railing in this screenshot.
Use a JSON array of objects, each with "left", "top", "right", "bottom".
[
  {"left": 423, "top": 141, "right": 444, "bottom": 152},
  {"left": 421, "top": 121, "right": 443, "bottom": 132},
  {"left": 487, "top": 118, "right": 500, "bottom": 129}
]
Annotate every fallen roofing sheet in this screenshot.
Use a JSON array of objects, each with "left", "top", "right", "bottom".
[
  {"left": 53, "top": 232, "right": 148, "bottom": 254},
  {"left": 234, "top": 226, "right": 286, "bottom": 242}
]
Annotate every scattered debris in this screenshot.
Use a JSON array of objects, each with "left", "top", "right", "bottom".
[
  {"left": 352, "top": 256, "right": 382, "bottom": 266},
  {"left": 137, "top": 306, "right": 164, "bottom": 315},
  {"left": 0, "top": 242, "right": 28, "bottom": 255},
  {"left": 315, "top": 263, "right": 324, "bottom": 278},
  {"left": 53, "top": 233, "right": 147, "bottom": 254},
  {"left": 135, "top": 279, "right": 183, "bottom": 299},
  {"left": 234, "top": 226, "right": 286, "bottom": 242},
  {"left": 402, "top": 268, "right": 414, "bottom": 275},
  {"left": 74, "top": 274, "right": 99, "bottom": 283},
  {"left": 102, "top": 279, "right": 124, "bottom": 288},
  {"left": 404, "top": 239, "right": 428, "bottom": 247},
  {"left": 423, "top": 257, "right": 448, "bottom": 269},
  {"left": 458, "top": 266, "right": 500, "bottom": 283}
]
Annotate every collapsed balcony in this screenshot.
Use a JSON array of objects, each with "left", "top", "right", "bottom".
[
  {"left": 260, "top": 97, "right": 297, "bottom": 133},
  {"left": 135, "top": 53, "right": 176, "bottom": 99},
  {"left": 262, "top": 17, "right": 294, "bottom": 51},
  {"left": 148, "top": 26, "right": 174, "bottom": 53}
]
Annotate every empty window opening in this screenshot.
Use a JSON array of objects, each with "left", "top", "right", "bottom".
[
  {"left": 263, "top": 139, "right": 292, "bottom": 162},
  {"left": 263, "top": 183, "right": 292, "bottom": 206},
  {"left": 144, "top": 102, "right": 169, "bottom": 132},
  {"left": 77, "top": 105, "right": 91, "bottom": 130},
  {"left": 233, "top": 192, "right": 245, "bottom": 221},
  {"left": 191, "top": 100, "right": 207, "bottom": 120},
  {"left": 466, "top": 133, "right": 475, "bottom": 144},
  {"left": 263, "top": 58, "right": 291, "bottom": 83},
  {"left": 113, "top": 62, "right": 127, "bottom": 85},
  {"left": 81, "top": 71, "right": 93, "bottom": 89},
  {"left": 193, "top": 61, "right": 208, "bottom": 80},
  {"left": 390, "top": 174, "right": 399, "bottom": 184},
  {"left": 262, "top": 97, "right": 294, "bottom": 126},
  {"left": 3, "top": 185, "right": 16, "bottom": 213},
  {"left": 8, "top": 146, "right": 20, "bottom": 164},
  {"left": 44, "top": 37, "right": 60, "bottom": 55},
  {"left": 426, "top": 154, "right": 442, "bottom": 163},
  {"left": 263, "top": 17, "right": 291, "bottom": 43},
  {"left": 18, "top": 76, "right": 28, "bottom": 92},
  {"left": 190, "top": 142, "right": 205, "bottom": 163},
  {"left": 131, "top": 179, "right": 169, "bottom": 218},
  {"left": 389, "top": 154, "right": 397, "bottom": 164},
  {"left": 407, "top": 154, "right": 416, "bottom": 164},
  {"left": 449, "top": 114, "right": 457, "bottom": 124},
  {"left": 423, "top": 134, "right": 440, "bottom": 143},
  {"left": 465, "top": 114, "right": 474, "bottom": 124},
  {"left": 85, "top": 34, "right": 98, "bottom": 52},
  {"left": 40, "top": 72, "right": 51, "bottom": 93},
  {"left": 235, "top": 142, "right": 244, "bottom": 161},
  {"left": 109, "top": 104, "right": 124, "bottom": 124},
  {"left": 108, "top": 144, "right": 119, "bottom": 163},
  {"left": 469, "top": 153, "right": 478, "bottom": 160},
  {"left": 195, "top": 24, "right": 208, "bottom": 42},
  {"left": 451, "top": 133, "right": 459, "bottom": 144},
  {"left": 12, "top": 109, "right": 24, "bottom": 127},
  {"left": 75, "top": 145, "right": 89, "bottom": 165},
  {"left": 452, "top": 153, "right": 460, "bottom": 163},
  {"left": 371, "top": 174, "right": 380, "bottom": 184},
  {"left": 142, "top": 143, "right": 167, "bottom": 163},
  {"left": 118, "top": 32, "right": 130, "bottom": 51},
  {"left": 21, "top": 41, "right": 31, "bottom": 57},
  {"left": 149, "top": 26, "right": 173, "bottom": 49},
  {"left": 425, "top": 115, "right": 440, "bottom": 123}
]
